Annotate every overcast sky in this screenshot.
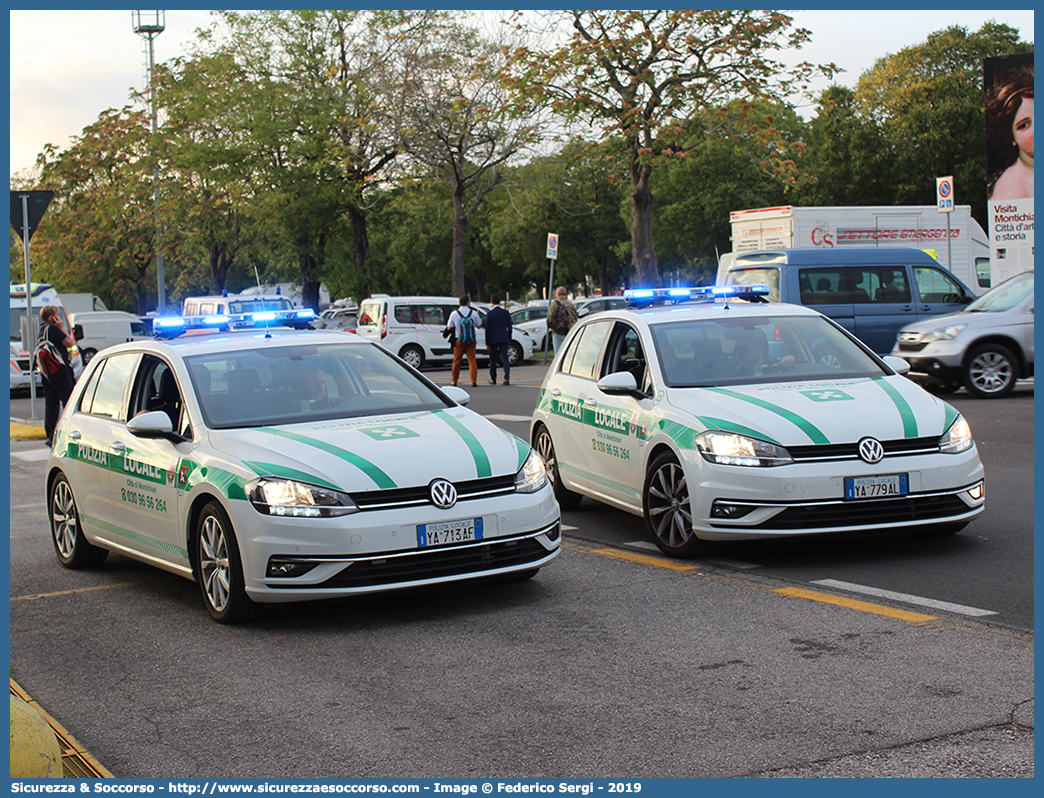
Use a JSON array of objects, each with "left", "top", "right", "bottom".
[{"left": 7, "top": 8, "right": 1036, "bottom": 178}]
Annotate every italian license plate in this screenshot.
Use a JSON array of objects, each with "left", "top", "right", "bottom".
[
  {"left": 417, "top": 517, "right": 484, "bottom": 548},
  {"left": 844, "top": 474, "right": 909, "bottom": 499}
]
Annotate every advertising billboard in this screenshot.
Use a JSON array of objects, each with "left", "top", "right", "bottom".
[{"left": 984, "top": 52, "right": 1034, "bottom": 284}]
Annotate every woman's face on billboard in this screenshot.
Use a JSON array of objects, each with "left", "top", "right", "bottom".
[{"left": 1013, "top": 96, "right": 1033, "bottom": 163}]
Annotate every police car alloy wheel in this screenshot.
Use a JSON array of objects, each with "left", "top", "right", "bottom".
[
  {"left": 533, "top": 423, "right": 582, "bottom": 510},
  {"left": 49, "top": 473, "right": 108, "bottom": 569}
]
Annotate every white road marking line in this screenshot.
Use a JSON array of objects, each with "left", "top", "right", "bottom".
[
  {"left": 812, "top": 578, "right": 997, "bottom": 617},
  {"left": 11, "top": 449, "right": 52, "bottom": 462},
  {"left": 624, "top": 540, "right": 660, "bottom": 552},
  {"left": 704, "top": 557, "right": 763, "bottom": 570},
  {"left": 484, "top": 414, "right": 533, "bottom": 422}
]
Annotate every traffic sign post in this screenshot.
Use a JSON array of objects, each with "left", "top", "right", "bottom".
[
  {"left": 936, "top": 177, "right": 954, "bottom": 273},
  {"left": 545, "top": 233, "right": 559, "bottom": 362}
]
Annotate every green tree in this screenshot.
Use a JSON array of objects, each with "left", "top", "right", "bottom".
[
  {"left": 790, "top": 85, "right": 898, "bottom": 207},
  {"left": 395, "top": 17, "right": 544, "bottom": 296},
  {"left": 509, "top": 10, "right": 833, "bottom": 287},
  {"left": 154, "top": 51, "right": 261, "bottom": 299},
  {"left": 32, "top": 108, "right": 167, "bottom": 313},
  {"left": 852, "top": 22, "right": 1030, "bottom": 226}
]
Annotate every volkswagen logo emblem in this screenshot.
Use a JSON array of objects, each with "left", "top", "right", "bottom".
[
  {"left": 857, "top": 437, "right": 885, "bottom": 464},
  {"left": 429, "top": 479, "right": 458, "bottom": 509}
]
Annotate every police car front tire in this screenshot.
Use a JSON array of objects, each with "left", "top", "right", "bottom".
[
  {"left": 643, "top": 452, "right": 706, "bottom": 558},
  {"left": 533, "top": 424, "right": 582, "bottom": 510},
  {"left": 49, "top": 473, "right": 108, "bottom": 569},
  {"left": 196, "top": 500, "right": 255, "bottom": 624}
]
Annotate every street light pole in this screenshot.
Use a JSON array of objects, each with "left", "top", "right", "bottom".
[{"left": 132, "top": 10, "right": 166, "bottom": 313}]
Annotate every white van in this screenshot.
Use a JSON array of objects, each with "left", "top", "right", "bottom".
[
  {"left": 70, "top": 310, "right": 153, "bottom": 365},
  {"left": 182, "top": 293, "right": 296, "bottom": 317},
  {"left": 356, "top": 295, "right": 534, "bottom": 369}
]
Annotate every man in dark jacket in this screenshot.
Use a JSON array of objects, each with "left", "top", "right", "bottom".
[{"left": 485, "top": 294, "right": 513, "bottom": 385}]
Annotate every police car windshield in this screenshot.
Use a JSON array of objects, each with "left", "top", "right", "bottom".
[
  {"left": 185, "top": 342, "right": 449, "bottom": 429},
  {"left": 651, "top": 315, "right": 885, "bottom": 388}
]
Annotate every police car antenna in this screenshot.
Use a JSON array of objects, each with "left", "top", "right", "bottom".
[{"left": 253, "top": 264, "right": 273, "bottom": 338}]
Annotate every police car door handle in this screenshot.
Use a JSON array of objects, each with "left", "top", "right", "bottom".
[
  {"left": 583, "top": 398, "right": 598, "bottom": 407},
  {"left": 69, "top": 431, "right": 81, "bottom": 441},
  {"left": 550, "top": 388, "right": 562, "bottom": 397},
  {"left": 112, "top": 441, "right": 126, "bottom": 453}
]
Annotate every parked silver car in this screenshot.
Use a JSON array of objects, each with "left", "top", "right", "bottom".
[{"left": 890, "top": 271, "right": 1033, "bottom": 398}]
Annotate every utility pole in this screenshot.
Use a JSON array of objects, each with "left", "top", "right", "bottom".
[{"left": 132, "top": 10, "right": 166, "bottom": 312}]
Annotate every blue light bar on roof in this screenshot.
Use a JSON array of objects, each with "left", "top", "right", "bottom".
[
  {"left": 153, "top": 308, "right": 316, "bottom": 339},
  {"left": 624, "top": 284, "right": 771, "bottom": 307}
]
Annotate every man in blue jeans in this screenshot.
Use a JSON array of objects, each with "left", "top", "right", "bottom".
[{"left": 485, "top": 293, "right": 513, "bottom": 385}]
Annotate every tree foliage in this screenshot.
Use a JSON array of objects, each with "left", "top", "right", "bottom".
[{"left": 507, "top": 10, "right": 834, "bottom": 287}]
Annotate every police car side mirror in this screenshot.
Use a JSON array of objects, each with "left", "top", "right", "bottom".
[
  {"left": 597, "top": 371, "right": 639, "bottom": 395},
  {"left": 73, "top": 324, "right": 84, "bottom": 341},
  {"left": 881, "top": 356, "right": 910, "bottom": 376},
  {"left": 127, "top": 410, "right": 175, "bottom": 439},
  {"left": 443, "top": 385, "right": 471, "bottom": 406}
]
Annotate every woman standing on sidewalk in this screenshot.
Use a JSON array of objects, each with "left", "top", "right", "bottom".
[{"left": 39, "top": 305, "right": 77, "bottom": 447}]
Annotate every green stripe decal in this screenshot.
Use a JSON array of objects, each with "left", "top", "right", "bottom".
[
  {"left": 243, "top": 462, "right": 342, "bottom": 492},
  {"left": 259, "top": 428, "right": 395, "bottom": 489},
  {"left": 697, "top": 416, "right": 782, "bottom": 446},
  {"left": 872, "top": 377, "right": 918, "bottom": 438},
  {"left": 83, "top": 514, "right": 188, "bottom": 560},
  {"left": 433, "top": 410, "right": 492, "bottom": 478},
  {"left": 704, "top": 388, "right": 830, "bottom": 445},
  {"left": 943, "top": 403, "right": 959, "bottom": 431},
  {"left": 513, "top": 436, "right": 531, "bottom": 472}
]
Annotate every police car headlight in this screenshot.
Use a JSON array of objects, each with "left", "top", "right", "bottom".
[
  {"left": 515, "top": 449, "right": 548, "bottom": 493},
  {"left": 924, "top": 324, "right": 967, "bottom": 342},
  {"left": 939, "top": 415, "right": 973, "bottom": 454},
  {"left": 246, "top": 477, "right": 359, "bottom": 517},
  {"left": 695, "top": 431, "right": 793, "bottom": 467}
]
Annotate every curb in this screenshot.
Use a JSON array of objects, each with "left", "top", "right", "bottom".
[
  {"left": 11, "top": 421, "right": 46, "bottom": 440},
  {"left": 10, "top": 680, "right": 112, "bottom": 778}
]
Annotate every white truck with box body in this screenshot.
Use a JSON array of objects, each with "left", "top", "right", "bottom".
[{"left": 724, "top": 205, "right": 991, "bottom": 293}]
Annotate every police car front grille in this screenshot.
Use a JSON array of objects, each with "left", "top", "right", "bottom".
[
  {"left": 349, "top": 474, "right": 517, "bottom": 510},
  {"left": 309, "top": 535, "right": 553, "bottom": 589},
  {"left": 788, "top": 437, "right": 940, "bottom": 463},
  {"left": 730, "top": 493, "right": 971, "bottom": 530}
]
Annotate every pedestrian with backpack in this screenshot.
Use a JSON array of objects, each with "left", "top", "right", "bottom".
[
  {"left": 446, "top": 294, "right": 482, "bottom": 387},
  {"left": 546, "top": 286, "right": 578, "bottom": 354},
  {"left": 37, "top": 305, "right": 77, "bottom": 446},
  {"left": 484, "top": 293, "right": 513, "bottom": 385}
]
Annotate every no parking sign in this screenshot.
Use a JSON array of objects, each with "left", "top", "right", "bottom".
[
  {"left": 546, "top": 232, "right": 559, "bottom": 260},
  {"left": 936, "top": 176, "right": 954, "bottom": 213}
]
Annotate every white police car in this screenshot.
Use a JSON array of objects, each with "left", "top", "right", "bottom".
[
  {"left": 531, "top": 286, "right": 984, "bottom": 557},
  {"left": 46, "top": 310, "right": 559, "bottom": 623}
]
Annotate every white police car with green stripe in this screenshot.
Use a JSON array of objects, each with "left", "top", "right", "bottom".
[
  {"left": 531, "top": 286, "right": 984, "bottom": 557},
  {"left": 46, "top": 310, "right": 559, "bottom": 623}
]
